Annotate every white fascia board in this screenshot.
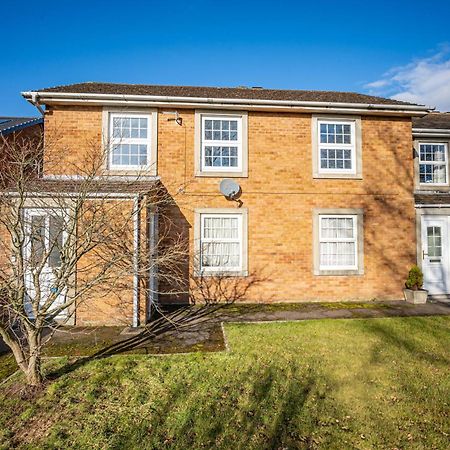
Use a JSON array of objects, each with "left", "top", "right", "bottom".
[
  {"left": 415, "top": 204, "right": 450, "bottom": 208},
  {"left": 2, "top": 191, "right": 141, "bottom": 199},
  {"left": 42, "top": 174, "right": 160, "bottom": 181},
  {"left": 413, "top": 128, "right": 450, "bottom": 137},
  {"left": 21, "top": 91, "right": 432, "bottom": 116}
]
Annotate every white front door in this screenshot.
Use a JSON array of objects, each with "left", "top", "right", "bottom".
[
  {"left": 421, "top": 215, "right": 450, "bottom": 295},
  {"left": 24, "top": 209, "right": 68, "bottom": 319}
]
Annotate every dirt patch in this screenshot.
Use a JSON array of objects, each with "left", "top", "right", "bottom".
[
  {"left": 11, "top": 410, "right": 59, "bottom": 447},
  {"left": 3, "top": 379, "right": 49, "bottom": 400}
]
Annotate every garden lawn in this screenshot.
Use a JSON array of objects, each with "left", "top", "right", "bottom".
[{"left": 0, "top": 316, "right": 449, "bottom": 449}]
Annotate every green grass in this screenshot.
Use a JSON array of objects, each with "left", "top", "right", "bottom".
[
  {"left": 221, "top": 300, "right": 393, "bottom": 314},
  {"left": 0, "top": 354, "right": 19, "bottom": 383},
  {"left": 1, "top": 316, "right": 449, "bottom": 449}
]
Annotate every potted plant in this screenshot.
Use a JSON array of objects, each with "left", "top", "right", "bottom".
[{"left": 403, "top": 265, "right": 428, "bottom": 304}]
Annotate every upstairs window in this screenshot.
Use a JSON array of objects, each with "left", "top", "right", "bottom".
[
  {"left": 201, "top": 115, "right": 242, "bottom": 172},
  {"left": 109, "top": 113, "right": 152, "bottom": 170},
  {"left": 318, "top": 120, "right": 356, "bottom": 174},
  {"left": 419, "top": 143, "right": 448, "bottom": 185}
]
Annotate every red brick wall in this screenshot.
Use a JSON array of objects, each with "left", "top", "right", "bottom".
[{"left": 44, "top": 105, "right": 416, "bottom": 323}]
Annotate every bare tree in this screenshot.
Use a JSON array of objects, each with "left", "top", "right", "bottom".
[
  {"left": 0, "top": 130, "right": 188, "bottom": 386},
  {"left": 0, "top": 128, "right": 267, "bottom": 386}
]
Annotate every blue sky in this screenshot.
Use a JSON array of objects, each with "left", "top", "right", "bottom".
[{"left": 2, "top": 0, "right": 450, "bottom": 115}]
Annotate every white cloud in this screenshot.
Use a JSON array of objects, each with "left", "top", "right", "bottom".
[{"left": 365, "top": 47, "right": 450, "bottom": 111}]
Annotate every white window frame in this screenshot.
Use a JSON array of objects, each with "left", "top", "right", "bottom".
[
  {"left": 319, "top": 214, "right": 358, "bottom": 271},
  {"left": 200, "top": 114, "right": 243, "bottom": 173},
  {"left": 418, "top": 142, "right": 448, "bottom": 186},
  {"left": 199, "top": 213, "right": 243, "bottom": 273},
  {"left": 108, "top": 112, "right": 153, "bottom": 171},
  {"left": 318, "top": 120, "right": 356, "bottom": 175}
]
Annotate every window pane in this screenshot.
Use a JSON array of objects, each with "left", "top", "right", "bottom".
[
  {"left": 319, "top": 216, "right": 357, "bottom": 268},
  {"left": 321, "top": 217, "right": 354, "bottom": 239},
  {"left": 30, "top": 215, "right": 45, "bottom": 268},
  {"left": 427, "top": 226, "right": 442, "bottom": 257},
  {"left": 203, "top": 146, "right": 239, "bottom": 168},
  {"left": 49, "top": 215, "right": 64, "bottom": 268},
  {"left": 201, "top": 242, "right": 240, "bottom": 268},
  {"left": 112, "top": 144, "right": 147, "bottom": 166},
  {"left": 110, "top": 115, "right": 150, "bottom": 167},
  {"left": 420, "top": 144, "right": 446, "bottom": 162},
  {"left": 420, "top": 164, "right": 446, "bottom": 184},
  {"left": 320, "top": 242, "right": 355, "bottom": 267},
  {"left": 201, "top": 215, "right": 241, "bottom": 270},
  {"left": 203, "top": 119, "right": 239, "bottom": 141},
  {"left": 320, "top": 148, "right": 352, "bottom": 170},
  {"left": 319, "top": 122, "right": 352, "bottom": 146}
]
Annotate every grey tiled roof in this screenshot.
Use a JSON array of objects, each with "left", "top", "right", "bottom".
[
  {"left": 415, "top": 193, "right": 450, "bottom": 205},
  {"left": 412, "top": 112, "right": 450, "bottom": 130},
  {"left": 0, "top": 117, "right": 43, "bottom": 135},
  {"left": 34, "top": 82, "right": 421, "bottom": 106}
]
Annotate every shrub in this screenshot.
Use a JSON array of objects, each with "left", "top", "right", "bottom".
[{"left": 405, "top": 265, "right": 423, "bottom": 290}]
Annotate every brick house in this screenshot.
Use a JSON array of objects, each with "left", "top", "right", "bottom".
[{"left": 16, "top": 83, "right": 434, "bottom": 326}]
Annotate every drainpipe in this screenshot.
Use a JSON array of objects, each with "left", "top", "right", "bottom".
[
  {"left": 132, "top": 195, "right": 141, "bottom": 327},
  {"left": 147, "top": 206, "right": 159, "bottom": 322},
  {"left": 28, "top": 93, "right": 45, "bottom": 116}
]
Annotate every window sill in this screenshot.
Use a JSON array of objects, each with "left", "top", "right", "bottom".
[
  {"left": 103, "top": 169, "right": 158, "bottom": 177},
  {"left": 195, "top": 170, "right": 248, "bottom": 178},
  {"left": 194, "top": 270, "right": 249, "bottom": 277},
  {"left": 313, "top": 173, "right": 362, "bottom": 180},
  {"left": 314, "top": 269, "right": 364, "bottom": 276},
  {"left": 418, "top": 184, "right": 450, "bottom": 190}
]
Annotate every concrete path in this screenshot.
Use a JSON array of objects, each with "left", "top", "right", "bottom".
[
  {"left": 216, "top": 300, "right": 450, "bottom": 324},
  {"left": 1, "top": 301, "right": 449, "bottom": 358}
]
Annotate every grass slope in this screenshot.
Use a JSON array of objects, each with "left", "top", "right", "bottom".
[{"left": 1, "top": 316, "right": 449, "bottom": 449}]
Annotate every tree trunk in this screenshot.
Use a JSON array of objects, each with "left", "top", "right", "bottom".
[
  {"left": 26, "top": 353, "right": 43, "bottom": 386},
  {"left": 26, "top": 331, "right": 43, "bottom": 386}
]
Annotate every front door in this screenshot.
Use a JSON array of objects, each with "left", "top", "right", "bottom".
[
  {"left": 421, "top": 216, "right": 449, "bottom": 295},
  {"left": 24, "top": 209, "right": 67, "bottom": 319}
]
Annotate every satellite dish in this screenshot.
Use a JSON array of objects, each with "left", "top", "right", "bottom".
[{"left": 219, "top": 179, "right": 241, "bottom": 200}]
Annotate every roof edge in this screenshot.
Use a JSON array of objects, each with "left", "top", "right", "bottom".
[
  {"left": 0, "top": 117, "right": 43, "bottom": 136},
  {"left": 21, "top": 90, "right": 433, "bottom": 115}
]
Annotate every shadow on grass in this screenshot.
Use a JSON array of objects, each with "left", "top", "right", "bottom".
[
  {"left": 108, "top": 360, "right": 321, "bottom": 449},
  {"left": 46, "top": 304, "right": 229, "bottom": 381},
  {"left": 364, "top": 316, "right": 450, "bottom": 366}
]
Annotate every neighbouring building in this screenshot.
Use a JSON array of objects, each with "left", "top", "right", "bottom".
[
  {"left": 413, "top": 112, "right": 450, "bottom": 299},
  {"left": 11, "top": 82, "right": 438, "bottom": 325},
  {"left": 0, "top": 116, "right": 43, "bottom": 138}
]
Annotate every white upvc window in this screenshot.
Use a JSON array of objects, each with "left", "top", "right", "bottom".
[
  {"left": 201, "top": 115, "right": 242, "bottom": 172},
  {"left": 109, "top": 113, "right": 152, "bottom": 170},
  {"left": 419, "top": 143, "right": 448, "bottom": 185},
  {"left": 200, "top": 213, "right": 243, "bottom": 273},
  {"left": 318, "top": 120, "right": 356, "bottom": 174},
  {"left": 319, "top": 215, "right": 358, "bottom": 271}
]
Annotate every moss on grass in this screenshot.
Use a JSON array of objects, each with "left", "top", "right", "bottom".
[{"left": 0, "top": 354, "right": 18, "bottom": 383}]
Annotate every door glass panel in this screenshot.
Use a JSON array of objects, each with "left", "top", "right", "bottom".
[
  {"left": 427, "top": 226, "right": 442, "bottom": 257},
  {"left": 49, "top": 215, "right": 64, "bottom": 268},
  {"left": 30, "top": 215, "right": 46, "bottom": 268}
]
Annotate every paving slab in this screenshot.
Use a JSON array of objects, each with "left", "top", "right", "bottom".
[{"left": 214, "top": 300, "right": 450, "bottom": 323}]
